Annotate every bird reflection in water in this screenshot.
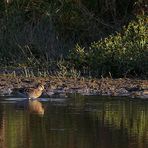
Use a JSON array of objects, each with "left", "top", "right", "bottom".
[
  {"left": 28, "top": 100, "right": 44, "bottom": 115},
  {"left": 15, "top": 99, "right": 44, "bottom": 116}
]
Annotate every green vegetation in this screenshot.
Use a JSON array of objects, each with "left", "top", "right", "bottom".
[
  {"left": 69, "top": 15, "right": 148, "bottom": 77},
  {"left": 0, "top": 0, "right": 147, "bottom": 77}
]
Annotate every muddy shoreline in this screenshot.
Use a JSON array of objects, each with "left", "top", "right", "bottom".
[{"left": 0, "top": 76, "right": 148, "bottom": 99}]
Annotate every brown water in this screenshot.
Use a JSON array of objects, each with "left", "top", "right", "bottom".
[{"left": 0, "top": 96, "right": 148, "bottom": 148}]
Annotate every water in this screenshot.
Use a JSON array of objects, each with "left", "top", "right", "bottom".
[{"left": 0, "top": 96, "right": 148, "bottom": 148}]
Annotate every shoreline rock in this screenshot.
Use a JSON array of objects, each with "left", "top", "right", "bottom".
[{"left": 0, "top": 76, "right": 147, "bottom": 99}]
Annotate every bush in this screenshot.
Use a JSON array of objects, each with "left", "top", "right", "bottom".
[
  {"left": 0, "top": 0, "right": 147, "bottom": 78},
  {"left": 68, "top": 15, "right": 148, "bottom": 77}
]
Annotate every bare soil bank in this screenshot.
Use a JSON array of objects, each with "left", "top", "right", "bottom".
[{"left": 0, "top": 76, "right": 148, "bottom": 99}]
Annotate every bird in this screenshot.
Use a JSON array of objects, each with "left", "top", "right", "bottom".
[{"left": 13, "top": 83, "right": 45, "bottom": 99}]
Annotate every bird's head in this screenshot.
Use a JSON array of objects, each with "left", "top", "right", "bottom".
[{"left": 37, "top": 83, "right": 44, "bottom": 91}]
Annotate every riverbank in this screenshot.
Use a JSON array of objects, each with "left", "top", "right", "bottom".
[{"left": 0, "top": 76, "right": 147, "bottom": 99}]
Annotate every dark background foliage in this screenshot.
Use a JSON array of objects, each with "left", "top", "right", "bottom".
[{"left": 0, "top": 0, "right": 147, "bottom": 77}]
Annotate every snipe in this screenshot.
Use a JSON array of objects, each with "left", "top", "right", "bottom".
[{"left": 13, "top": 83, "right": 44, "bottom": 99}]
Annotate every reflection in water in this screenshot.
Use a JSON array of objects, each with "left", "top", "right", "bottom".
[
  {"left": 28, "top": 100, "right": 44, "bottom": 115},
  {"left": 0, "top": 96, "right": 148, "bottom": 148},
  {"left": 0, "top": 104, "right": 5, "bottom": 148},
  {"left": 15, "top": 100, "right": 44, "bottom": 115}
]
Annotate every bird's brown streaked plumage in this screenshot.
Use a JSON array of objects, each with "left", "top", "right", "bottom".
[{"left": 13, "top": 83, "right": 44, "bottom": 99}]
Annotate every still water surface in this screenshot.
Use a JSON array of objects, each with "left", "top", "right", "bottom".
[{"left": 0, "top": 96, "right": 148, "bottom": 148}]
